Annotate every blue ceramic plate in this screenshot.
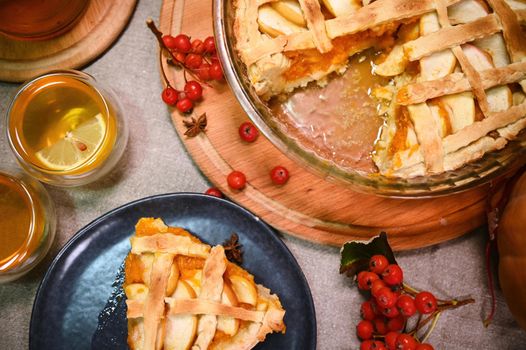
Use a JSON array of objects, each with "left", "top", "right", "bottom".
[{"left": 29, "top": 193, "right": 316, "bottom": 350}]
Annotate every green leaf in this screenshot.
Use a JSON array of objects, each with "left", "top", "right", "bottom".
[{"left": 339, "top": 232, "right": 397, "bottom": 277}]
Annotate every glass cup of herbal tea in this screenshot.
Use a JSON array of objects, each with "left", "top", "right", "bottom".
[
  {"left": 0, "top": 166, "right": 56, "bottom": 283},
  {"left": 0, "top": 0, "right": 89, "bottom": 40},
  {"left": 6, "top": 70, "right": 128, "bottom": 186}
]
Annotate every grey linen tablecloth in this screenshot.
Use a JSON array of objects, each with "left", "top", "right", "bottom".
[{"left": 0, "top": 0, "right": 525, "bottom": 349}]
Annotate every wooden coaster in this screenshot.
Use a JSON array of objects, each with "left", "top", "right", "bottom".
[
  {"left": 158, "top": 0, "right": 490, "bottom": 250},
  {"left": 0, "top": 0, "right": 137, "bottom": 82}
]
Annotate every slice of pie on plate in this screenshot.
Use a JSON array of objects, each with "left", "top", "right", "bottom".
[
  {"left": 124, "top": 218, "right": 286, "bottom": 350},
  {"left": 233, "top": 0, "right": 526, "bottom": 178}
]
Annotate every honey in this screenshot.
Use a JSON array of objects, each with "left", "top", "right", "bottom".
[{"left": 0, "top": 171, "right": 45, "bottom": 272}]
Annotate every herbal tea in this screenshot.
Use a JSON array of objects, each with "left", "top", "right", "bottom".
[
  {"left": 8, "top": 73, "right": 118, "bottom": 175},
  {"left": 0, "top": 171, "right": 44, "bottom": 273}
]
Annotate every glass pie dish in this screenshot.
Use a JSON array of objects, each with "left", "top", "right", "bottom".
[{"left": 213, "top": 0, "right": 526, "bottom": 197}]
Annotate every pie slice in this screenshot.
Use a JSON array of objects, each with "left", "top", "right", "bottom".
[
  {"left": 124, "top": 218, "right": 286, "bottom": 350},
  {"left": 233, "top": 0, "right": 526, "bottom": 178}
]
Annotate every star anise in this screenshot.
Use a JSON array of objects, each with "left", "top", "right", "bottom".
[
  {"left": 222, "top": 233, "right": 243, "bottom": 264},
  {"left": 183, "top": 113, "right": 207, "bottom": 137}
]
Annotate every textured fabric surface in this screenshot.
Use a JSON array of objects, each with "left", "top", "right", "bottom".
[{"left": 0, "top": 0, "right": 525, "bottom": 349}]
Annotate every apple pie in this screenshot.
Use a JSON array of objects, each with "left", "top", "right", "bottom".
[
  {"left": 124, "top": 218, "right": 286, "bottom": 350},
  {"left": 233, "top": 0, "right": 526, "bottom": 178}
]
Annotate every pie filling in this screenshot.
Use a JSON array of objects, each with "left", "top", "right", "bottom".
[
  {"left": 234, "top": 0, "right": 526, "bottom": 178},
  {"left": 124, "top": 218, "right": 286, "bottom": 350}
]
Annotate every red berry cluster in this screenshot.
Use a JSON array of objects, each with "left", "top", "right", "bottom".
[
  {"left": 159, "top": 33, "right": 223, "bottom": 114},
  {"left": 356, "top": 255, "right": 436, "bottom": 350}
]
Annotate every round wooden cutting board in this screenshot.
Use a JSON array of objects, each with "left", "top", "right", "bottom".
[
  {"left": 158, "top": 0, "right": 491, "bottom": 250},
  {"left": 0, "top": 0, "right": 136, "bottom": 83}
]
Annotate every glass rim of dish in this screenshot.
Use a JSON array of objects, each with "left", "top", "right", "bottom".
[
  {"left": 5, "top": 69, "right": 113, "bottom": 175},
  {"left": 212, "top": 0, "right": 526, "bottom": 198}
]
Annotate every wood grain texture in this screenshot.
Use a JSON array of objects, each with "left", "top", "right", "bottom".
[
  {"left": 0, "top": 0, "right": 137, "bottom": 82},
  {"left": 158, "top": 0, "right": 490, "bottom": 250}
]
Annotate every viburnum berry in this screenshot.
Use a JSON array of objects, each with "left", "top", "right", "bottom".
[
  {"left": 397, "top": 295, "right": 417, "bottom": 317},
  {"left": 387, "top": 314, "right": 405, "bottom": 332},
  {"left": 373, "top": 317, "right": 388, "bottom": 335},
  {"left": 238, "top": 121, "right": 259, "bottom": 142},
  {"left": 369, "top": 255, "right": 389, "bottom": 274},
  {"left": 385, "top": 331, "right": 400, "bottom": 350},
  {"left": 415, "top": 344, "right": 434, "bottom": 350},
  {"left": 174, "top": 51, "right": 186, "bottom": 63},
  {"left": 361, "top": 301, "right": 376, "bottom": 321},
  {"left": 371, "top": 279, "right": 387, "bottom": 298},
  {"left": 395, "top": 334, "right": 418, "bottom": 350},
  {"left": 357, "top": 271, "right": 380, "bottom": 291},
  {"left": 357, "top": 320, "right": 374, "bottom": 340},
  {"left": 184, "top": 81, "right": 203, "bottom": 101},
  {"left": 414, "top": 291, "right": 437, "bottom": 314},
  {"left": 204, "top": 36, "right": 216, "bottom": 53},
  {"left": 191, "top": 39, "right": 205, "bottom": 54},
  {"left": 162, "top": 35, "right": 177, "bottom": 49},
  {"left": 361, "top": 340, "right": 386, "bottom": 350},
  {"left": 195, "top": 62, "right": 211, "bottom": 80},
  {"left": 381, "top": 305, "right": 400, "bottom": 319},
  {"left": 382, "top": 264, "right": 403, "bottom": 286},
  {"left": 209, "top": 62, "right": 223, "bottom": 80},
  {"left": 270, "top": 166, "right": 290, "bottom": 185},
  {"left": 376, "top": 287, "right": 397, "bottom": 308},
  {"left": 185, "top": 53, "right": 203, "bottom": 69},
  {"left": 176, "top": 97, "right": 193, "bottom": 113},
  {"left": 205, "top": 187, "right": 223, "bottom": 198},
  {"left": 173, "top": 34, "right": 192, "bottom": 53},
  {"left": 161, "top": 87, "right": 178, "bottom": 106},
  {"left": 227, "top": 170, "right": 246, "bottom": 190}
]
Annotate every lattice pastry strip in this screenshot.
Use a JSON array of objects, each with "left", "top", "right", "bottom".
[{"left": 124, "top": 218, "right": 286, "bottom": 350}]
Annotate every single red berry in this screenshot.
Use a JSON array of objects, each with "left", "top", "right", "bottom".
[
  {"left": 184, "top": 81, "right": 203, "bottom": 101},
  {"left": 209, "top": 62, "right": 223, "bottom": 80},
  {"left": 238, "top": 121, "right": 259, "bottom": 142},
  {"left": 185, "top": 53, "right": 203, "bottom": 69},
  {"left": 227, "top": 170, "right": 246, "bottom": 190},
  {"left": 270, "top": 166, "right": 290, "bottom": 185},
  {"left": 204, "top": 36, "right": 216, "bottom": 53},
  {"left": 191, "top": 39, "right": 205, "bottom": 54},
  {"left": 356, "top": 320, "right": 374, "bottom": 340},
  {"left": 371, "top": 279, "right": 387, "bottom": 298},
  {"left": 415, "top": 344, "right": 434, "bottom": 350},
  {"left": 414, "top": 292, "right": 437, "bottom": 314},
  {"left": 357, "top": 271, "right": 380, "bottom": 291},
  {"left": 174, "top": 52, "right": 186, "bottom": 63},
  {"left": 176, "top": 97, "right": 193, "bottom": 113},
  {"left": 387, "top": 314, "right": 405, "bottom": 331},
  {"left": 385, "top": 331, "right": 400, "bottom": 350},
  {"left": 173, "top": 34, "right": 192, "bottom": 53},
  {"left": 381, "top": 305, "right": 400, "bottom": 319},
  {"left": 195, "top": 62, "right": 211, "bottom": 80},
  {"left": 369, "top": 255, "right": 389, "bottom": 274},
  {"left": 382, "top": 264, "right": 403, "bottom": 286},
  {"left": 361, "top": 301, "right": 376, "bottom": 321},
  {"left": 396, "top": 295, "right": 417, "bottom": 317},
  {"left": 395, "top": 334, "right": 417, "bottom": 350},
  {"left": 360, "top": 340, "right": 375, "bottom": 350},
  {"left": 373, "top": 317, "right": 388, "bottom": 335},
  {"left": 162, "top": 35, "right": 177, "bottom": 49},
  {"left": 205, "top": 187, "right": 223, "bottom": 198},
  {"left": 210, "top": 52, "right": 220, "bottom": 63},
  {"left": 375, "top": 287, "right": 397, "bottom": 308},
  {"left": 161, "top": 87, "right": 178, "bottom": 106}
]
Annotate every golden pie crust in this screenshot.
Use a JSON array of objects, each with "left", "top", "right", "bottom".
[
  {"left": 233, "top": 0, "right": 526, "bottom": 178},
  {"left": 124, "top": 218, "right": 286, "bottom": 350}
]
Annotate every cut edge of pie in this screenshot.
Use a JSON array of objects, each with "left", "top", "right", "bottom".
[
  {"left": 124, "top": 218, "right": 286, "bottom": 350},
  {"left": 232, "top": 0, "right": 526, "bottom": 178}
]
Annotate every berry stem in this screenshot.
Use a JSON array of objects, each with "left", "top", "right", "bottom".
[
  {"left": 420, "top": 312, "right": 441, "bottom": 343},
  {"left": 158, "top": 48, "right": 173, "bottom": 88},
  {"left": 146, "top": 18, "right": 211, "bottom": 87}
]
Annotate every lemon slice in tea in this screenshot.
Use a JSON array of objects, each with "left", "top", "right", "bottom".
[{"left": 35, "top": 113, "right": 106, "bottom": 171}]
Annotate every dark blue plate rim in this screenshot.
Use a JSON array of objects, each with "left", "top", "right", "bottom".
[{"left": 29, "top": 192, "right": 317, "bottom": 348}]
